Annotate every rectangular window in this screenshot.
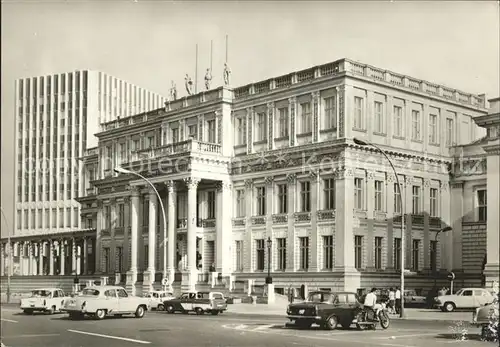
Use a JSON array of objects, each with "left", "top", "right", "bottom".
[
  {"left": 236, "top": 117, "right": 246, "bottom": 145},
  {"left": 58, "top": 209, "right": 64, "bottom": 227},
  {"left": 277, "top": 107, "right": 289, "bottom": 137},
  {"left": 45, "top": 209, "right": 50, "bottom": 228},
  {"left": 104, "top": 247, "right": 110, "bottom": 273},
  {"left": 256, "top": 113, "right": 267, "bottom": 141},
  {"left": 411, "top": 110, "right": 421, "bottom": 140},
  {"left": 300, "top": 181, "right": 311, "bottom": 212},
  {"left": 235, "top": 241, "right": 243, "bottom": 271},
  {"left": 354, "top": 178, "right": 363, "bottom": 210},
  {"left": 412, "top": 186, "right": 421, "bottom": 214},
  {"left": 119, "top": 143, "right": 126, "bottom": 164},
  {"left": 374, "top": 101, "right": 384, "bottom": 133},
  {"left": 142, "top": 200, "right": 149, "bottom": 227},
  {"left": 375, "top": 237, "right": 383, "bottom": 269},
  {"left": 323, "top": 235, "right": 334, "bottom": 269},
  {"left": 73, "top": 207, "right": 79, "bottom": 227},
  {"left": 188, "top": 124, "right": 197, "bottom": 139},
  {"left": 324, "top": 97, "right": 336, "bottom": 129},
  {"left": 430, "top": 240, "right": 438, "bottom": 272},
  {"left": 477, "top": 189, "right": 487, "bottom": 222},
  {"left": 374, "top": 180, "right": 384, "bottom": 211},
  {"left": 277, "top": 184, "right": 288, "bottom": 214},
  {"left": 300, "top": 102, "right": 312, "bottom": 133},
  {"left": 394, "top": 238, "right": 402, "bottom": 270},
  {"left": 446, "top": 118, "right": 454, "bottom": 146},
  {"left": 277, "top": 238, "right": 287, "bottom": 270},
  {"left": 354, "top": 235, "right": 363, "bottom": 269},
  {"left": 393, "top": 106, "right": 403, "bottom": 137},
  {"left": 37, "top": 209, "right": 42, "bottom": 229},
  {"left": 66, "top": 207, "right": 71, "bottom": 227},
  {"left": 394, "top": 183, "right": 402, "bottom": 214},
  {"left": 430, "top": 188, "right": 438, "bottom": 217},
  {"left": 256, "top": 187, "right": 266, "bottom": 216},
  {"left": 236, "top": 189, "right": 245, "bottom": 217},
  {"left": 144, "top": 245, "right": 149, "bottom": 268},
  {"left": 207, "top": 191, "right": 216, "bottom": 219},
  {"left": 429, "top": 114, "right": 438, "bottom": 144},
  {"left": 323, "top": 178, "right": 335, "bottom": 210},
  {"left": 118, "top": 204, "right": 125, "bottom": 227},
  {"left": 256, "top": 239, "right": 265, "bottom": 271},
  {"left": 299, "top": 237, "right": 309, "bottom": 270},
  {"left": 412, "top": 239, "right": 420, "bottom": 271},
  {"left": 171, "top": 128, "right": 179, "bottom": 144},
  {"left": 207, "top": 119, "right": 216, "bottom": 143},
  {"left": 353, "top": 96, "right": 363, "bottom": 129},
  {"left": 116, "top": 247, "right": 123, "bottom": 273}
]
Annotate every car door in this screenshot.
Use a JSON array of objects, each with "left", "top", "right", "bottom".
[
  {"left": 179, "top": 293, "right": 193, "bottom": 311},
  {"left": 117, "top": 288, "right": 133, "bottom": 312},
  {"left": 103, "top": 289, "right": 119, "bottom": 313},
  {"left": 458, "top": 290, "right": 474, "bottom": 308},
  {"left": 332, "top": 294, "right": 348, "bottom": 320}
]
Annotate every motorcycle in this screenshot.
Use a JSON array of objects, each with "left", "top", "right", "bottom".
[{"left": 354, "top": 302, "right": 390, "bottom": 330}]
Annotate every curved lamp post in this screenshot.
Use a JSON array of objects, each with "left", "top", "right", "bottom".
[
  {"left": 114, "top": 167, "right": 169, "bottom": 290},
  {"left": 0, "top": 207, "right": 11, "bottom": 303},
  {"left": 353, "top": 138, "right": 406, "bottom": 318},
  {"left": 266, "top": 237, "right": 272, "bottom": 284},
  {"left": 432, "top": 226, "right": 452, "bottom": 289}
]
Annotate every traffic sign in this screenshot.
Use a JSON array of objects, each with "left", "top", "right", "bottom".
[{"left": 447, "top": 272, "right": 455, "bottom": 281}]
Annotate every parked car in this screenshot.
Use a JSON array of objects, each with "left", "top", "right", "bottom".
[
  {"left": 435, "top": 288, "right": 495, "bottom": 312},
  {"left": 143, "top": 290, "right": 175, "bottom": 310},
  {"left": 61, "top": 286, "right": 150, "bottom": 320},
  {"left": 286, "top": 291, "right": 363, "bottom": 330},
  {"left": 163, "top": 291, "right": 227, "bottom": 315},
  {"left": 472, "top": 299, "right": 499, "bottom": 341},
  {"left": 20, "top": 288, "right": 69, "bottom": 315},
  {"left": 404, "top": 289, "right": 426, "bottom": 307}
]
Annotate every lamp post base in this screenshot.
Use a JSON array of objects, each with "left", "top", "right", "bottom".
[{"left": 266, "top": 283, "right": 275, "bottom": 304}]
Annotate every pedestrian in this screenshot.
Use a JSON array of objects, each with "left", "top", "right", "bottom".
[
  {"left": 395, "top": 287, "right": 401, "bottom": 314},
  {"left": 388, "top": 287, "right": 396, "bottom": 314}
]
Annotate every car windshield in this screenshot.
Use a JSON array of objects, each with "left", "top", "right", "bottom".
[
  {"left": 81, "top": 288, "right": 100, "bottom": 296},
  {"left": 455, "top": 289, "right": 463, "bottom": 296},
  {"left": 31, "top": 290, "right": 51, "bottom": 297},
  {"left": 307, "top": 292, "right": 334, "bottom": 303}
]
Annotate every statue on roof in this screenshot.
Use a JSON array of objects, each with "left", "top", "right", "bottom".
[
  {"left": 204, "top": 68, "right": 212, "bottom": 90},
  {"left": 169, "top": 81, "right": 177, "bottom": 101},
  {"left": 223, "top": 62, "right": 231, "bottom": 86},
  {"left": 185, "top": 74, "right": 193, "bottom": 95}
]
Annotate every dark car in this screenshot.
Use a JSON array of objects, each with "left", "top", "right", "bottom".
[
  {"left": 163, "top": 291, "right": 227, "bottom": 315},
  {"left": 286, "top": 291, "right": 362, "bottom": 330}
]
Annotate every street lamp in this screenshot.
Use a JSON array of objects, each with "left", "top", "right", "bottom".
[
  {"left": 113, "top": 167, "right": 169, "bottom": 290},
  {"left": 266, "top": 237, "right": 272, "bottom": 284},
  {"left": 353, "top": 138, "right": 406, "bottom": 318},
  {"left": 0, "top": 207, "right": 11, "bottom": 303},
  {"left": 432, "top": 226, "right": 452, "bottom": 289}
]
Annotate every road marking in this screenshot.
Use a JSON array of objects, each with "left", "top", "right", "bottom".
[
  {"left": 3, "top": 334, "right": 60, "bottom": 338},
  {"left": 374, "top": 332, "right": 439, "bottom": 339},
  {"left": 68, "top": 330, "right": 151, "bottom": 344},
  {"left": 0, "top": 319, "right": 18, "bottom": 323}
]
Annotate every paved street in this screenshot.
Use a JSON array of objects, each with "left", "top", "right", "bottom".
[{"left": 1, "top": 305, "right": 489, "bottom": 347}]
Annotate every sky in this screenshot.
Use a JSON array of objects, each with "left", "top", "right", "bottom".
[{"left": 1, "top": 0, "right": 499, "bottom": 237}]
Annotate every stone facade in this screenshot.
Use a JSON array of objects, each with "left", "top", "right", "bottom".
[{"left": 3, "top": 58, "right": 497, "bottom": 295}]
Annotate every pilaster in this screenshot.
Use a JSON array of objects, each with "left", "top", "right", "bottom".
[
  {"left": 450, "top": 182, "right": 464, "bottom": 271},
  {"left": 264, "top": 176, "right": 274, "bottom": 273},
  {"left": 60, "top": 239, "right": 66, "bottom": 275},
  {"left": 216, "top": 181, "right": 233, "bottom": 275},
  {"left": 183, "top": 177, "right": 200, "bottom": 291},
  {"left": 126, "top": 187, "right": 140, "bottom": 296},
  {"left": 386, "top": 174, "right": 395, "bottom": 269},
  {"left": 365, "top": 170, "right": 375, "bottom": 269},
  {"left": 312, "top": 91, "right": 320, "bottom": 143},
  {"left": 110, "top": 199, "right": 117, "bottom": 273},
  {"left": 484, "top": 149, "right": 500, "bottom": 285},
  {"left": 246, "top": 107, "right": 254, "bottom": 154},
  {"left": 405, "top": 176, "right": 413, "bottom": 270},
  {"left": 82, "top": 238, "right": 88, "bottom": 275},
  {"left": 267, "top": 102, "right": 274, "bottom": 150},
  {"left": 289, "top": 97, "right": 297, "bottom": 147},
  {"left": 123, "top": 197, "right": 130, "bottom": 272},
  {"left": 440, "top": 181, "right": 451, "bottom": 271},
  {"left": 243, "top": 179, "right": 253, "bottom": 273},
  {"left": 166, "top": 180, "right": 176, "bottom": 290},
  {"left": 310, "top": 171, "right": 320, "bottom": 271},
  {"left": 71, "top": 238, "right": 77, "bottom": 274},
  {"left": 38, "top": 242, "right": 44, "bottom": 275},
  {"left": 95, "top": 200, "right": 103, "bottom": 274},
  {"left": 286, "top": 173, "right": 296, "bottom": 272},
  {"left": 423, "top": 179, "right": 431, "bottom": 270}
]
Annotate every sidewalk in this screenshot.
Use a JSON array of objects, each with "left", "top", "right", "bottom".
[{"left": 228, "top": 303, "right": 474, "bottom": 323}]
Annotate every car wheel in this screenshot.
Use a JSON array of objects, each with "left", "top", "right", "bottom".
[
  {"left": 157, "top": 304, "right": 165, "bottom": 311},
  {"left": 135, "top": 306, "right": 145, "bottom": 318},
  {"left": 94, "top": 309, "right": 106, "bottom": 320},
  {"left": 46, "top": 306, "right": 56, "bottom": 315},
  {"left": 210, "top": 310, "right": 219, "bottom": 316},
  {"left": 165, "top": 305, "right": 175, "bottom": 314},
  {"left": 195, "top": 307, "right": 204, "bottom": 315},
  {"left": 325, "top": 315, "right": 338, "bottom": 330},
  {"left": 444, "top": 302, "right": 455, "bottom": 312}
]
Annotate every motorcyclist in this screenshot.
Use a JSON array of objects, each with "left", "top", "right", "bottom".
[{"left": 364, "top": 287, "right": 378, "bottom": 321}]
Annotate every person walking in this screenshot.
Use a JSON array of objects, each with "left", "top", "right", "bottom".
[
  {"left": 395, "top": 287, "right": 402, "bottom": 315},
  {"left": 388, "top": 288, "right": 396, "bottom": 314}
]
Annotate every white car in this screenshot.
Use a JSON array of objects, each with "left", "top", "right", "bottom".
[
  {"left": 435, "top": 288, "right": 495, "bottom": 312},
  {"left": 20, "top": 288, "right": 68, "bottom": 315},
  {"left": 143, "top": 290, "right": 175, "bottom": 310},
  {"left": 61, "top": 285, "right": 151, "bottom": 320}
]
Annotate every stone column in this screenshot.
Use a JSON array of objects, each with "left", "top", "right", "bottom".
[
  {"left": 286, "top": 173, "right": 297, "bottom": 272},
  {"left": 60, "top": 240, "right": 65, "bottom": 275},
  {"left": 386, "top": 174, "right": 395, "bottom": 269},
  {"left": 165, "top": 181, "right": 177, "bottom": 290},
  {"left": 288, "top": 97, "right": 297, "bottom": 147},
  {"left": 440, "top": 181, "right": 451, "bottom": 271},
  {"left": 334, "top": 168, "right": 360, "bottom": 291},
  {"left": 95, "top": 200, "right": 103, "bottom": 274},
  {"left": 71, "top": 238, "right": 77, "bottom": 274},
  {"left": 184, "top": 177, "right": 200, "bottom": 291},
  {"left": 450, "top": 183, "right": 464, "bottom": 272},
  {"left": 216, "top": 181, "right": 233, "bottom": 276},
  {"left": 267, "top": 102, "right": 275, "bottom": 150},
  {"left": 405, "top": 176, "right": 413, "bottom": 270},
  {"left": 110, "top": 200, "right": 117, "bottom": 273},
  {"left": 484, "top": 146, "right": 499, "bottom": 286},
  {"left": 366, "top": 171, "right": 375, "bottom": 270},
  {"left": 312, "top": 91, "right": 320, "bottom": 143},
  {"left": 83, "top": 237, "right": 88, "bottom": 275},
  {"left": 38, "top": 242, "right": 44, "bottom": 275},
  {"left": 126, "top": 187, "right": 140, "bottom": 295},
  {"left": 423, "top": 179, "right": 432, "bottom": 270},
  {"left": 309, "top": 171, "right": 319, "bottom": 272},
  {"left": 264, "top": 176, "right": 274, "bottom": 274},
  {"left": 28, "top": 242, "right": 34, "bottom": 275},
  {"left": 243, "top": 179, "right": 254, "bottom": 272},
  {"left": 19, "top": 242, "right": 25, "bottom": 276},
  {"left": 123, "top": 197, "right": 131, "bottom": 274},
  {"left": 143, "top": 188, "right": 158, "bottom": 291},
  {"left": 49, "top": 240, "right": 54, "bottom": 275}
]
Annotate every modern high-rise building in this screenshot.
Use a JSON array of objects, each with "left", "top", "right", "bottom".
[{"left": 13, "top": 71, "right": 165, "bottom": 242}]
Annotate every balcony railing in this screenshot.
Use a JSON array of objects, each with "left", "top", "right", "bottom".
[
  {"left": 272, "top": 214, "right": 288, "bottom": 224},
  {"left": 86, "top": 187, "right": 97, "bottom": 195},
  {"left": 251, "top": 216, "right": 266, "bottom": 226},
  {"left": 374, "top": 211, "right": 387, "bottom": 221},
  {"left": 202, "top": 219, "right": 216, "bottom": 228},
  {"left": 412, "top": 215, "right": 424, "bottom": 225},
  {"left": 232, "top": 217, "right": 246, "bottom": 227},
  {"left": 294, "top": 212, "right": 311, "bottom": 223},
  {"left": 130, "top": 139, "right": 222, "bottom": 162},
  {"left": 429, "top": 217, "right": 441, "bottom": 228},
  {"left": 177, "top": 219, "right": 187, "bottom": 229},
  {"left": 317, "top": 210, "right": 335, "bottom": 221}
]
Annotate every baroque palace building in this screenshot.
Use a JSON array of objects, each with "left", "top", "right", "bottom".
[{"left": 2, "top": 59, "right": 498, "bottom": 295}]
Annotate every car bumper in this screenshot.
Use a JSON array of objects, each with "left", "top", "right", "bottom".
[
  {"left": 287, "top": 315, "right": 322, "bottom": 320},
  {"left": 20, "top": 304, "right": 48, "bottom": 310}
]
